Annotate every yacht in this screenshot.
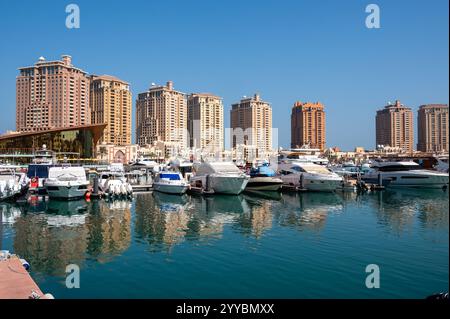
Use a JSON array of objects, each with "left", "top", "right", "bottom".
[
  {"left": 362, "top": 161, "right": 449, "bottom": 189},
  {"left": 44, "top": 166, "right": 89, "bottom": 199},
  {"left": 27, "top": 148, "right": 57, "bottom": 194},
  {"left": 278, "top": 162, "right": 343, "bottom": 192},
  {"left": 245, "top": 163, "right": 283, "bottom": 191},
  {"left": 190, "top": 162, "right": 250, "bottom": 195},
  {"left": 434, "top": 156, "right": 449, "bottom": 173},
  {"left": 153, "top": 171, "right": 189, "bottom": 195},
  {"left": 278, "top": 150, "right": 329, "bottom": 166}
]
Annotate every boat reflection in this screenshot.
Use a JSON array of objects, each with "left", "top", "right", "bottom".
[
  {"left": 274, "top": 192, "right": 343, "bottom": 231},
  {"left": 12, "top": 198, "right": 131, "bottom": 276},
  {"left": 369, "top": 188, "right": 449, "bottom": 234}
]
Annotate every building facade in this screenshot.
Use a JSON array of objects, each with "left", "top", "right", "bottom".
[
  {"left": 16, "top": 55, "right": 90, "bottom": 133},
  {"left": 90, "top": 75, "right": 132, "bottom": 145},
  {"left": 187, "top": 93, "right": 224, "bottom": 154},
  {"left": 136, "top": 81, "right": 187, "bottom": 150},
  {"left": 230, "top": 94, "right": 272, "bottom": 156},
  {"left": 417, "top": 104, "right": 449, "bottom": 153},
  {"left": 376, "top": 100, "right": 414, "bottom": 152},
  {"left": 291, "top": 101, "right": 326, "bottom": 150},
  {"left": 0, "top": 124, "right": 106, "bottom": 161}
]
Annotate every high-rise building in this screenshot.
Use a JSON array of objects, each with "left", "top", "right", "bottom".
[
  {"left": 187, "top": 93, "right": 224, "bottom": 153},
  {"left": 290, "top": 101, "right": 326, "bottom": 150},
  {"left": 136, "top": 81, "right": 187, "bottom": 148},
  {"left": 417, "top": 104, "right": 448, "bottom": 153},
  {"left": 375, "top": 100, "right": 414, "bottom": 152},
  {"left": 16, "top": 55, "right": 90, "bottom": 132},
  {"left": 90, "top": 75, "right": 132, "bottom": 145},
  {"left": 230, "top": 94, "right": 272, "bottom": 155}
]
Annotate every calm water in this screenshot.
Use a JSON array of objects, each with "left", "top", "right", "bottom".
[{"left": 1, "top": 189, "right": 448, "bottom": 298}]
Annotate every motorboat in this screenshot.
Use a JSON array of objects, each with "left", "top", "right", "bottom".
[
  {"left": 245, "top": 162, "right": 283, "bottom": 191},
  {"left": 190, "top": 162, "right": 250, "bottom": 195},
  {"left": 153, "top": 171, "right": 189, "bottom": 195},
  {"left": 278, "top": 162, "right": 343, "bottom": 192},
  {"left": 0, "top": 170, "right": 28, "bottom": 201},
  {"left": 362, "top": 161, "right": 449, "bottom": 189},
  {"left": 44, "top": 166, "right": 89, "bottom": 199},
  {"left": 99, "top": 163, "right": 133, "bottom": 198},
  {"left": 278, "top": 148, "right": 329, "bottom": 166},
  {"left": 434, "top": 156, "right": 449, "bottom": 173}
]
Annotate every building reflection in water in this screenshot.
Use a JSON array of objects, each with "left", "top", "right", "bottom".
[
  {"left": 134, "top": 193, "right": 191, "bottom": 251},
  {"left": 12, "top": 198, "right": 131, "bottom": 276},
  {"left": 274, "top": 193, "right": 343, "bottom": 232},
  {"left": 370, "top": 189, "right": 449, "bottom": 234}
]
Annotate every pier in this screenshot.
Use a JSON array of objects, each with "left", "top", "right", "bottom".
[{"left": 0, "top": 255, "right": 50, "bottom": 299}]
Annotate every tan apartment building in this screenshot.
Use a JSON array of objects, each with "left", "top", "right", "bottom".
[
  {"left": 16, "top": 55, "right": 90, "bottom": 132},
  {"left": 136, "top": 81, "right": 187, "bottom": 149},
  {"left": 291, "top": 101, "right": 326, "bottom": 150},
  {"left": 375, "top": 100, "right": 414, "bottom": 152},
  {"left": 230, "top": 94, "right": 272, "bottom": 155},
  {"left": 187, "top": 93, "right": 224, "bottom": 154},
  {"left": 90, "top": 75, "right": 132, "bottom": 145},
  {"left": 417, "top": 104, "right": 448, "bottom": 153}
]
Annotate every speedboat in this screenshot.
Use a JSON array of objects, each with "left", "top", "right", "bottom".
[
  {"left": 362, "top": 161, "right": 449, "bottom": 189},
  {"left": 190, "top": 162, "right": 250, "bottom": 195},
  {"left": 44, "top": 166, "right": 89, "bottom": 199},
  {"left": 246, "top": 163, "right": 283, "bottom": 191},
  {"left": 153, "top": 171, "right": 189, "bottom": 195},
  {"left": 278, "top": 162, "right": 343, "bottom": 192},
  {"left": 0, "top": 170, "right": 28, "bottom": 201},
  {"left": 99, "top": 163, "right": 133, "bottom": 198}
]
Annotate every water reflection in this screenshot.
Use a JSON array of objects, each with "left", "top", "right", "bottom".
[
  {"left": 274, "top": 193, "right": 344, "bottom": 231},
  {"left": 369, "top": 189, "right": 449, "bottom": 234},
  {"left": 12, "top": 198, "right": 131, "bottom": 275},
  {"left": 1, "top": 188, "right": 448, "bottom": 278}
]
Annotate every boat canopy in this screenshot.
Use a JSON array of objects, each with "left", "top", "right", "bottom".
[
  {"left": 196, "top": 162, "right": 241, "bottom": 175},
  {"left": 251, "top": 165, "right": 276, "bottom": 177}
]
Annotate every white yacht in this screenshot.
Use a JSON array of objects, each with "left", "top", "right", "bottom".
[
  {"left": 278, "top": 150, "right": 329, "bottom": 166},
  {"left": 190, "top": 162, "right": 250, "bottom": 195},
  {"left": 278, "top": 162, "right": 343, "bottom": 192},
  {"left": 363, "top": 161, "right": 449, "bottom": 189},
  {"left": 44, "top": 166, "right": 89, "bottom": 199},
  {"left": 153, "top": 171, "right": 189, "bottom": 195}
]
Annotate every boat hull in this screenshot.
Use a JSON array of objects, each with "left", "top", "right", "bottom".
[
  {"left": 45, "top": 184, "right": 88, "bottom": 200},
  {"left": 363, "top": 171, "right": 449, "bottom": 189},
  {"left": 207, "top": 175, "right": 249, "bottom": 195},
  {"left": 245, "top": 177, "right": 283, "bottom": 191},
  {"left": 153, "top": 183, "right": 188, "bottom": 195}
]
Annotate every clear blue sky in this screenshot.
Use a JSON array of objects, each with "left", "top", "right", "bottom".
[{"left": 0, "top": 0, "right": 448, "bottom": 150}]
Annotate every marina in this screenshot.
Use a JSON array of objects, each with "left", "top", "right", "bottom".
[{"left": 0, "top": 188, "right": 448, "bottom": 298}]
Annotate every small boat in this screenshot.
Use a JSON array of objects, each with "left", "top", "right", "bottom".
[
  {"left": 190, "top": 162, "right": 250, "bottom": 195},
  {"left": 246, "top": 162, "right": 283, "bottom": 191},
  {"left": 44, "top": 166, "right": 89, "bottom": 200},
  {"left": 153, "top": 171, "right": 189, "bottom": 195},
  {"left": 0, "top": 170, "right": 28, "bottom": 201},
  {"left": 99, "top": 163, "right": 133, "bottom": 198}
]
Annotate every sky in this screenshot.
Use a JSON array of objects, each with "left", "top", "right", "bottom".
[{"left": 0, "top": 0, "right": 448, "bottom": 150}]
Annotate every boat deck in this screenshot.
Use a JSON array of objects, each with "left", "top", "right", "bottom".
[{"left": 0, "top": 256, "right": 48, "bottom": 299}]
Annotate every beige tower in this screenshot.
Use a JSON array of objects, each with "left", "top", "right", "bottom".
[
  {"left": 136, "top": 81, "right": 187, "bottom": 148},
  {"left": 90, "top": 75, "right": 132, "bottom": 145},
  {"left": 16, "top": 55, "right": 90, "bottom": 132},
  {"left": 230, "top": 94, "right": 272, "bottom": 155},
  {"left": 187, "top": 93, "right": 224, "bottom": 154},
  {"left": 291, "top": 101, "right": 326, "bottom": 150},
  {"left": 417, "top": 104, "right": 448, "bottom": 153},
  {"left": 376, "top": 100, "right": 414, "bottom": 152}
]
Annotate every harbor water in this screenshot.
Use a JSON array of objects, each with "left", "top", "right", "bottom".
[{"left": 0, "top": 189, "right": 448, "bottom": 298}]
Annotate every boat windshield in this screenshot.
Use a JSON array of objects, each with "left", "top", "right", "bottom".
[
  {"left": 159, "top": 173, "right": 181, "bottom": 180},
  {"left": 376, "top": 164, "right": 421, "bottom": 172}
]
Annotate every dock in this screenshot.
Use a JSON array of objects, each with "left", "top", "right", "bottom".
[{"left": 0, "top": 255, "right": 50, "bottom": 299}]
